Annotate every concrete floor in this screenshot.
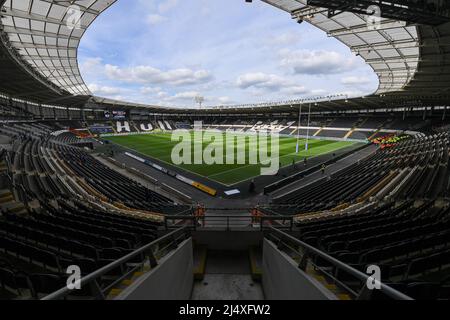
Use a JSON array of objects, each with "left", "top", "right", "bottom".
[
  {"left": 191, "top": 250, "right": 265, "bottom": 300},
  {"left": 191, "top": 275, "right": 264, "bottom": 300}
]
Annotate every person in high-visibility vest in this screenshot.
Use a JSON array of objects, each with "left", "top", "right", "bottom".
[
  {"left": 194, "top": 203, "right": 202, "bottom": 227},
  {"left": 251, "top": 206, "right": 262, "bottom": 224},
  {"left": 251, "top": 208, "right": 257, "bottom": 224},
  {"left": 199, "top": 204, "right": 206, "bottom": 227},
  {"left": 256, "top": 209, "right": 263, "bottom": 224}
]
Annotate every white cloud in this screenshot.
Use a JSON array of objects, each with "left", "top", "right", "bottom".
[
  {"left": 151, "top": 90, "right": 200, "bottom": 104},
  {"left": 236, "top": 72, "right": 311, "bottom": 98},
  {"left": 236, "top": 73, "right": 287, "bottom": 90},
  {"left": 280, "top": 49, "right": 357, "bottom": 75},
  {"left": 81, "top": 57, "right": 102, "bottom": 69},
  {"left": 79, "top": 57, "right": 104, "bottom": 76},
  {"left": 310, "top": 89, "right": 328, "bottom": 96},
  {"left": 144, "top": 0, "right": 178, "bottom": 27},
  {"left": 157, "top": 91, "right": 169, "bottom": 98},
  {"left": 78, "top": 0, "right": 378, "bottom": 106},
  {"left": 266, "top": 32, "right": 301, "bottom": 46},
  {"left": 217, "top": 96, "right": 232, "bottom": 104},
  {"left": 335, "top": 90, "right": 365, "bottom": 98},
  {"left": 172, "top": 91, "right": 200, "bottom": 100},
  {"left": 147, "top": 91, "right": 233, "bottom": 107},
  {"left": 104, "top": 64, "right": 213, "bottom": 86},
  {"left": 88, "top": 83, "right": 123, "bottom": 96},
  {"left": 146, "top": 14, "right": 167, "bottom": 25},
  {"left": 282, "top": 85, "right": 308, "bottom": 95},
  {"left": 158, "top": 0, "right": 178, "bottom": 13},
  {"left": 140, "top": 86, "right": 162, "bottom": 94},
  {"left": 341, "top": 76, "right": 371, "bottom": 85}
]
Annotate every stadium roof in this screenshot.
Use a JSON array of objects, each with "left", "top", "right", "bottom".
[
  {"left": 0, "top": 0, "right": 449, "bottom": 110},
  {"left": 0, "top": 0, "right": 116, "bottom": 97},
  {"left": 263, "top": 0, "right": 421, "bottom": 94}
]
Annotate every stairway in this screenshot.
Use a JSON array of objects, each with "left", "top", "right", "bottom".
[
  {"left": 0, "top": 161, "right": 6, "bottom": 172},
  {"left": 110, "top": 122, "right": 117, "bottom": 134},
  {"left": 344, "top": 130, "right": 354, "bottom": 139},
  {"left": 0, "top": 189, "right": 14, "bottom": 204},
  {"left": 290, "top": 128, "right": 298, "bottom": 136},
  {"left": 106, "top": 264, "right": 153, "bottom": 299},
  {"left": 0, "top": 156, "right": 27, "bottom": 214},
  {"left": 358, "top": 118, "right": 368, "bottom": 128},
  {"left": 305, "top": 265, "right": 352, "bottom": 300},
  {"left": 313, "top": 128, "right": 323, "bottom": 137},
  {"left": 368, "top": 130, "right": 381, "bottom": 140},
  {"left": 131, "top": 121, "right": 141, "bottom": 133},
  {"left": 0, "top": 189, "right": 27, "bottom": 215},
  {"left": 290, "top": 254, "right": 352, "bottom": 300},
  {"left": 82, "top": 122, "right": 94, "bottom": 137},
  {"left": 191, "top": 249, "right": 265, "bottom": 300}
]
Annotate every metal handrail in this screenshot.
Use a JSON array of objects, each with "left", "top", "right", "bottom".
[
  {"left": 42, "top": 226, "right": 190, "bottom": 300},
  {"left": 165, "top": 215, "right": 294, "bottom": 231},
  {"left": 265, "top": 227, "right": 413, "bottom": 300}
]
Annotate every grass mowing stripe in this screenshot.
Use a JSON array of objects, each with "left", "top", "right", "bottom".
[
  {"left": 106, "top": 132, "right": 359, "bottom": 185},
  {"left": 206, "top": 141, "right": 355, "bottom": 182}
]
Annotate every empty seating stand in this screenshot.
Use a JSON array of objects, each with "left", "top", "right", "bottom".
[
  {"left": 0, "top": 198, "right": 163, "bottom": 299},
  {"left": 296, "top": 200, "right": 450, "bottom": 300},
  {"left": 0, "top": 122, "right": 189, "bottom": 300},
  {"left": 274, "top": 133, "right": 450, "bottom": 215},
  {"left": 1, "top": 122, "right": 188, "bottom": 214}
]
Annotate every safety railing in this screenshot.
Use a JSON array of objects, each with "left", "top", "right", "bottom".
[
  {"left": 165, "top": 215, "right": 294, "bottom": 231},
  {"left": 265, "top": 227, "right": 413, "bottom": 300},
  {"left": 42, "top": 226, "right": 191, "bottom": 300},
  {"left": 2, "top": 152, "right": 30, "bottom": 208}
]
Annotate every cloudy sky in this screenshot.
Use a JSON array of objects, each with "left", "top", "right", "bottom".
[{"left": 78, "top": 0, "right": 378, "bottom": 108}]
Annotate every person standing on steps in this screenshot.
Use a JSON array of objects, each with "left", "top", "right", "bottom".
[
  {"left": 249, "top": 179, "right": 255, "bottom": 193},
  {"left": 321, "top": 164, "right": 326, "bottom": 175}
]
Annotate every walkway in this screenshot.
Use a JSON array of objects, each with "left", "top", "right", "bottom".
[
  {"left": 270, "top": 144, "right": 378, "bottom": 200},
  {"left": 191, "top": 250, "right": 264, "bottom": 300}
]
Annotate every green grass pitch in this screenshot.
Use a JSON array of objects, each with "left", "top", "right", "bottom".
[{"left": 106, "top": 132, "right": 359, "bottom": 186}]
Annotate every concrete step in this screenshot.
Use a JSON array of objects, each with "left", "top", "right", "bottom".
[
  {"left": 344, "top": 130, "right": 354, "bottom": 139},
  {"left": 306, "top": 266, "right": 353, "bottom": 301},
  {"left": 0, "top": 189, "right": 12, "bottom": 197},
  {"left": 0, "top": 198, "right": 26, "bottom": 214},
  {"left": 0, "top": 194, "right": 14, "bottom": 204},
  {"left": 107, "top": 288, "right": 122, "bottom": 299},
  {"left": 313, "top": 128, "right": 323, "bottom": 137},
  {"left": 249, "top": 246, "right": 262, "bottom": 281},
  {"left": 368, "top": 130, "right": 380, "bottom": 141},
  {"left": 106, "top": 265, "right": 153, "bottom": 300},
  {"left": 193, "top": 245, "right": 208, "bottom": 280},
  {"left": 0, "top": 190, "right": 14, "bottom": 204}
]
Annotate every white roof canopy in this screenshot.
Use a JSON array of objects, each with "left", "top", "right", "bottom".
[
  {"left": 0, "top": 0, "right": 116, "bottom": 96},
  {"left": 262, "top": 0, "right": 419, "bottom": 94},
  {"left": 0, "top": 0, "right": 435, "bottom": 108}
]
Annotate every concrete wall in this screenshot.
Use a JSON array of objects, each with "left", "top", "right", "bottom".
[
  {"left": 262, "top": 239, "right": 337, "bottom": 300},
  {"left": 115, "top": 238, "right": 194, "bottom": 300},
  {"left": 193, "top": 230, "right": 263, "bottom": 251}
]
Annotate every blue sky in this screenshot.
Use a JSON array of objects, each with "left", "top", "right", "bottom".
[{"left": 78, "top": 0, "right": 378, "bottom": 107}]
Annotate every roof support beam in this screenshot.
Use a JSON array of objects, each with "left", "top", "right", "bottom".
[{"left": 327, "top": 21, "right": 407, "bottom": 37}]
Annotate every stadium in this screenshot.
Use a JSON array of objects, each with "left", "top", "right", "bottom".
[{"left": 0, "top": 0, "right": 450, "bottom": 304}]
